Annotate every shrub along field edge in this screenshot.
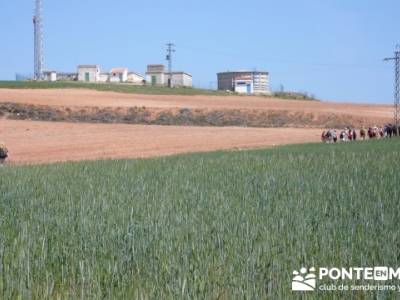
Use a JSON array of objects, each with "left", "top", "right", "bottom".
[{"left": 0, "top": 101, "right": 363, "bottom": 128}]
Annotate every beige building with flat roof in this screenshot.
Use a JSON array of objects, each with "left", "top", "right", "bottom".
[
  {"left": 145, "top": 64, "right": 192, "bottom": 87},
  {"left": 78, "top": 65, "right": 100, "bottom": 82}
]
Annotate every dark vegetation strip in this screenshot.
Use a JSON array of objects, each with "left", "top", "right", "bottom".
[{"left": 0, "top": 102, "right": 355, "bottom": 128}]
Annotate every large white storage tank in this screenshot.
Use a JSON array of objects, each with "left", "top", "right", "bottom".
[{"left": 217, "top": 71, "right": 271, "bottom": 95}]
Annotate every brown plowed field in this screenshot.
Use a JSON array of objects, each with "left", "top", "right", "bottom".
[
  {"left": 0, "top": 89, "right": 392, "bottom": 119},
  {"left": 0, "top": 119, "right": 321, "bottom": 165},
  {"left": 0, "top": 89, "right": 392, "bottom": 165}
]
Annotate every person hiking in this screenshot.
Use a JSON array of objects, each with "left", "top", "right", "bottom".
[
  {"left": 386, "top": 124, "right": 393, "bottom": 138},
  {"left": 360, "top": 128, "right": 366, "bottom": 140},
  {"left": 348, "top": 129, "right": 353, "bottom": 141},
  {"left": 0, "top": 143, "right": 8, "bottom": 164},
  {"left": 368, "top": 127, "right": 374, "bottom": 139},
  {"left": 394, "top": 125, "right": 399, "bottom": 137},
  {"left": 321, "top": 131, "right": 327, "bottom": 143},
  {"left": 332, "top": 130, "right": 338, "bottom": 143}
]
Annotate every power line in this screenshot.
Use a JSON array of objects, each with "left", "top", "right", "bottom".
[
  {"left": 384, "top": 45, "right": 400, "bottom": 127},
  {"left": 166, "top": 43, "right": 175, "bottom": 88}
]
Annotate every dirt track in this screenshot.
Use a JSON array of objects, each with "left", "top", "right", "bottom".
[
  {"left": 0, "top": 89, "right": 392, "bottom": 119},
  {"left": 0, "top": 119, "right": 321, "bottom": 165}
]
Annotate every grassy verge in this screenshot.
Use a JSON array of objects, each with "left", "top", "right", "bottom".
[
  {"left": 0, "top": 140, "right": 399, "bottom": 299},
  {"left": 273, "top": 91, "right": 319, "bottom": 101},
  {"left": 0, "top": 81, "right": 226, "bottom": 96}
]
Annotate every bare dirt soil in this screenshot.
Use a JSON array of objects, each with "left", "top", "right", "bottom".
[
  {"left": 0, "top": 88, "right": 392, "bottom": 118},
  {"left": 0, "top": 89, "right": 391, "bottom": 165},
  {"left": 0, "top": 89, "right": 393, "bottom": 128},
  {"left": 0, "top": 119, "right": 322, "bottom": 165}
]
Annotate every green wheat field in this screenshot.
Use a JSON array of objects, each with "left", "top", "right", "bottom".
[{"left": 0, "top": 139, "right": 399, "bottom": 299}]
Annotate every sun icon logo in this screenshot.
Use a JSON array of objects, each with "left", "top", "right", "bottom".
[{"left": 292, "top": 267, "right": 317, "bottom": 291}]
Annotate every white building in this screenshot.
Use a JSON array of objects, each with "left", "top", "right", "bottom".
[
  {"left": 97, "top": 73, "right": 110, "bottom": 83},
  {"left": 78, "top": 65, "right": 100, "bottom": 82},
  {"left": 217, "top": 71, "right": 271, "bottom": 95},
  {"left": 57, "top": 72, "right": 77, "bottom": 81},
  {"left": 43, "top": 71, "right": 57, "bottom": 82},
  {"left": 145, "top": 65, "right": 166, "bottom": 85},
  {"left": 145, "top": 64, "right": 192, "bottom": 87},
  {"left": 166, "top": 72, "right": 193, "bottom": 88},
  {"left": 234, "top": 79, "right": 254, "bottom": 94},
  {"left": 110, "top": 68, "right": 128, "bottom": 83},
  {"left": 127, "top": 72, "right": 145, "bottom": 84},
  {"left": 76, "top": 65, "right": 145, "bottom": 84}
]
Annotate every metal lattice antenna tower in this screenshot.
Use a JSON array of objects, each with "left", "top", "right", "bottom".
[
  {"left": 33, "top": 0, "right": 44, "bottom": 80},
  {"left": 166, "top": 43, "right": 175, "bottom": 88},
  {"left": 384, "top": 45, "right": 400, "bottom": 127}
]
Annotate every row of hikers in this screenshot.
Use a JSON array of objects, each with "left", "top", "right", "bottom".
[{"left": 322, "top": 124, "right": 399, "bottom": 143}]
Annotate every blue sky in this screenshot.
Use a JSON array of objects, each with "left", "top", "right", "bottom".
[{"left": 0, "top": 0, "right": 398, "bottom": 103}]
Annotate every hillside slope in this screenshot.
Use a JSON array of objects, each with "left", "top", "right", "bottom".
[{"left": 0, "top": 89, "right": 392, "bottom": 128}]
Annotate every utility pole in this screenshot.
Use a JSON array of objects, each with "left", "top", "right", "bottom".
[
  {"left": 384, "top": 45, "right": 400, "bottom": 128},
  {"left": 166, "top": 43, "right": 175, "bottom": 88},
  {"left": 33, "top": 0, "right": 44, "bottom": 80}
]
